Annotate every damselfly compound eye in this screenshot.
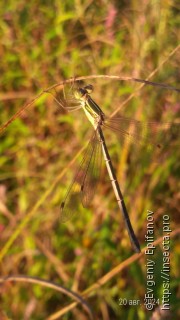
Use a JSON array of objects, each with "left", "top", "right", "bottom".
[{"left": 84, "top": 84, "right": 94, "bottom": 94}]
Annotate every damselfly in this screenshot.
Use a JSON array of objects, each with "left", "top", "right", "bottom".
[{"left": 50, "top": 81, "right": 179, "bottom": 253}]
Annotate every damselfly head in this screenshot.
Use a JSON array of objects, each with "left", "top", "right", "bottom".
[
  {"left": 84, "top": 84, "right": 94, "bottom": 94},
  {"left": 74, "top": 84, "right": 94, "bottom": 100}
]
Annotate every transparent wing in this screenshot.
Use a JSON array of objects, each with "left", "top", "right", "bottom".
[
  {"left": 60, "top": 130, "right": 102, "bottom": 223},
  {"left": 81, "top": 131, "right": 102, "bottom": 207},
  {"left": 46, "top": 82, "right": 93, "bottom": 112},
  {"left": 104, "top": 116, "right": 180, "bottom": 154},
  {"left": 131, "top": 78, "right": 180, "bottom": 92},
  {"left": 46, "top": 84, "right": 82, "bottom": 112}
]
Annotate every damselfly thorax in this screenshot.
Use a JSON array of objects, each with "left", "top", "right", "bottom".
[{"left": 74, "top": 85, "right": 105, "bottom": 129}]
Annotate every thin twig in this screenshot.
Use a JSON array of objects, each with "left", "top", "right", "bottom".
[
  {"left": 0, "top": 275, "right": 94, "bottom": 320},
  {"left": 0, "top": 74, "right": 178, "bottom": 134}
]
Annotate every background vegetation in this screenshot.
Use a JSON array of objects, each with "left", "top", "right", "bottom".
[{"left": 0, "top": 1, "right": 179, "bottom": 319}]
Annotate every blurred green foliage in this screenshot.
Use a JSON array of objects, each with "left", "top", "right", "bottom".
[{"left": 0, "top": 0, "right": 180, "bottom": 319}]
